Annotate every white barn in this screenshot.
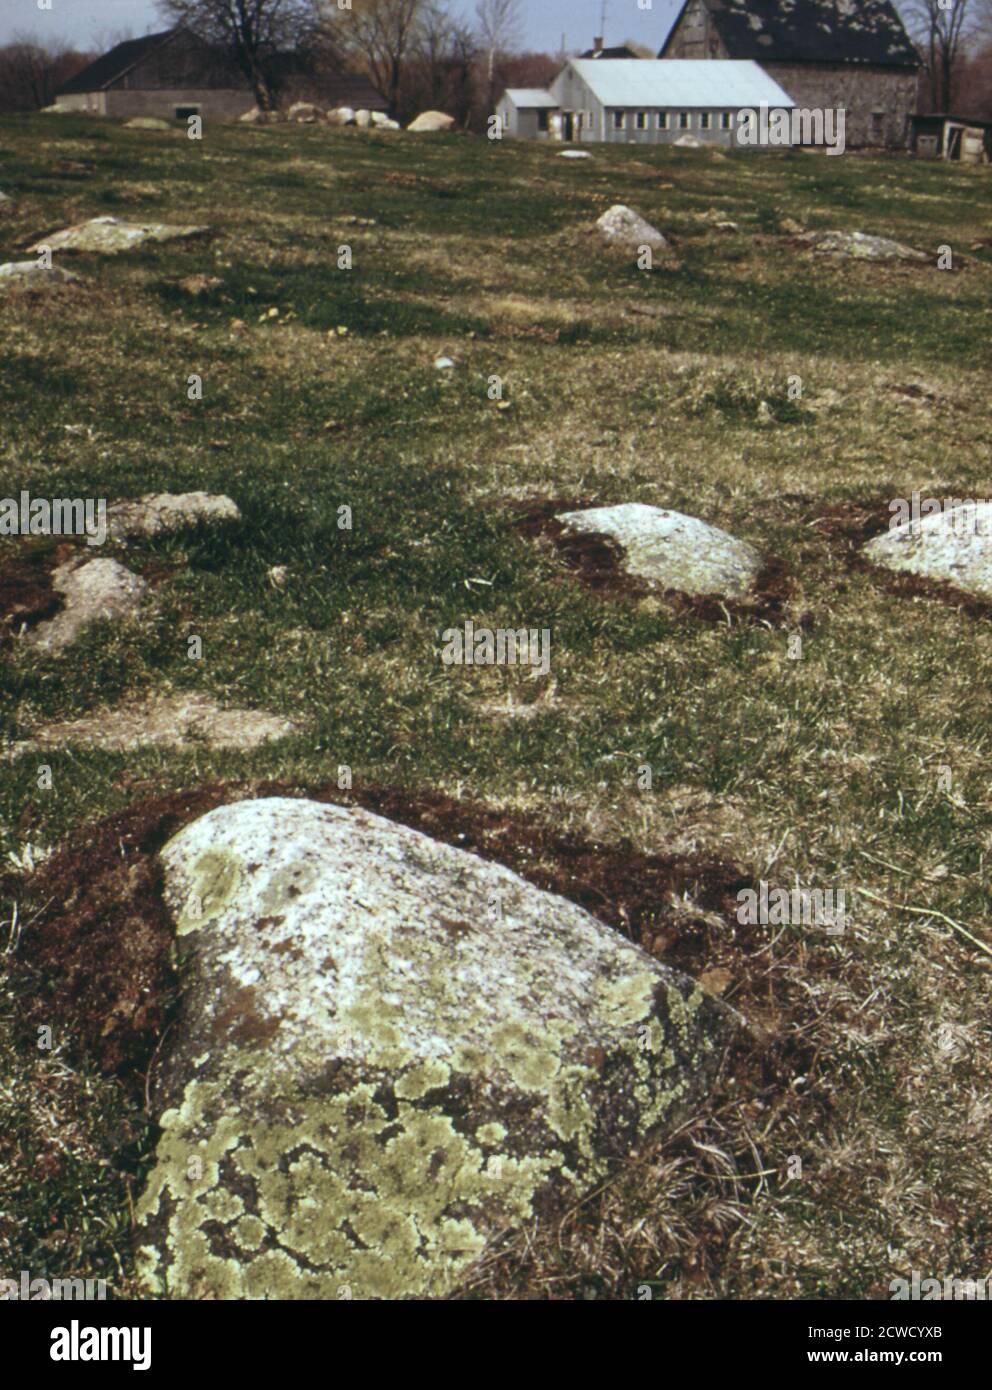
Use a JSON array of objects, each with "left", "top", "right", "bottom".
[{"left": 498, "top": 59, "right": 796, "bottom": 148}]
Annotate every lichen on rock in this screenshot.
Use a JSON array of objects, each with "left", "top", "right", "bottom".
[{"left": 135, "top": 797, "right": 737, "bottom": 1299}]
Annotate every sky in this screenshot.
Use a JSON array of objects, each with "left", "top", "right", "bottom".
[{"left": 0, "top": 0, "right": 684, "bottom": 55}]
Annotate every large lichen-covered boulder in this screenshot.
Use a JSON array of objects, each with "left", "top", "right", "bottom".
[
  {"left": 863, "top": 501, "right": 992, "bottom": 599},
  {"left": 556, "top": 502, "right": 760, "bottom": 598},
  {"left": 135, "top": 797, "right": 736, "bottom": 1299}
]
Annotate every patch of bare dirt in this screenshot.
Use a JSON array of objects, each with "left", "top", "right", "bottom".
[
  {"left": 0, "top": 546, "right": 67, "bottom": 647},
  {"left": 6, "top": 778, "right": 822, "bottom": 1102}
]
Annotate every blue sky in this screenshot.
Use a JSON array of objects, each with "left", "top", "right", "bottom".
[{"left": 1, "top": 0, "right": 683, "bottom": 54}]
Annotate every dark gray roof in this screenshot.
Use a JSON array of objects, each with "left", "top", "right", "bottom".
[
  {"left": 660, "top": 0, "right": 920, "bottom": 68},
  {"left": 57, "top": 30, "right": 177, "bottom": 95},
  {"left": 318, "top": 75, "right": 389, "bottom": 111},
  {"left": 579, "top": 45, "right": 640, "bottom": 59}
]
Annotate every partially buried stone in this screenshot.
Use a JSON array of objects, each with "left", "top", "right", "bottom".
[
  {"left": 556, "top": 502, "right": 760, "bottom": 598},
  {"left": 134, "top": 796, "right": 737, "bottom": 1299},
  {"left": 863, "top": 500, "right": 992, "bottom": 600}
]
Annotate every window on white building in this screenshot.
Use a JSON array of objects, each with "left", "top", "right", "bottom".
[
  {"left": 699, "top": 112, "right": 712, "bottom": 130},
  {"left": 678, "top": 112, "right": 691, "bottom": 129},
  {"left": 613, "top": 111, "right": 625, "bottom": 130},
  {"left": 720, "top": 111, "right": 733, "bottom": 130},
  {"left": 657, "top": 111, "right": 669, "bottom": 130},
  {"left": 635, "top": 111, "right": 648, "bottom": 130}
]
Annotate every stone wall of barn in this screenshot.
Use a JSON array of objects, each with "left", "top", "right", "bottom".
[
  {"left": 104, "top": 88, "right": 252, "bottom": 122},
  {"left": 760, "top": 62, "right": 918, "bottom": 148},
  {"left": 662, "top": 2, "right": 918, "bottom": 149}
]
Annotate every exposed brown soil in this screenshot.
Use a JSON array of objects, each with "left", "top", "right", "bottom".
[
  {"left": 512, "top": 497, "right": 798, "bottom": 627},
  {"left": 811, "top": 495, "right": 992, "bottom": 621},
  {"left": 0, "top": 546, "right": 67, "bottom": 647},
  {"left": 4, "top": 780, "right": 867, "bottom": 1301},
  {"left": 0, "top": 542, "right": 174, "bottom": 654},
  {"left": 6, "top": 778, "right": 833, "bottom": 1110}
]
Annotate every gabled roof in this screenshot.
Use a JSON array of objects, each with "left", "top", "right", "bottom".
[
  {"left": 56, "top": 29, "right": 178, "bottom": 95},
  {"left": 503, "top": 88, "right": 560, "bottom": 108},
  {"left": 319, "top": 75, "right": 390, "bottom": 111},
  {"left": 565, "top": 58, "right": 796, "bottom": 108},
  {"left": 660, "top": 0, "right": 919, "bottom": 68}
]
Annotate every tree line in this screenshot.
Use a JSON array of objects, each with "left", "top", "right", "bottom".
[{"left": 1, "top": 0, "right": 990, "bottom": 126}]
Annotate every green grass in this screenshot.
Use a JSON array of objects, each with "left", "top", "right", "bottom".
[{"left": 1, "top": 113, "right": 992, "bottom": 1299}]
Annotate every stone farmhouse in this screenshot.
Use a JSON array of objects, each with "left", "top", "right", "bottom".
[
  {"left": 497, "top": 59, "right": 795, "bottom": 147},
  {"left": 659, "top": 0, "right": 920, "bottom": 148},
  {"left": 53, "top": 27, "right": 386, "bottom": 124}
]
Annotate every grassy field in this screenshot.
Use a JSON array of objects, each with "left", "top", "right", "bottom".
[{"left": 1, "top": 113, "right": 991, "bottom": 1300}]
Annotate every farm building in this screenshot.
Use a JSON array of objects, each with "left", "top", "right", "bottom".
[
  {"left": 497, "top": 88, "right": 561, "bottom": 140},
  {"left": 53, "top": 27, "right": 387, "bottom": 123},
  {"left": 498, "top": 59, "right": 796, "bottom": 148},
  {"left": 909, "top": 114, "right": 992, "bottom": 163},
  {"left": 659, "top": 0, "right": 920, "bottom": 149}
]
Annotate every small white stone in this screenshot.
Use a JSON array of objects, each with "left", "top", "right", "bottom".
[{"left": 595, "top": 204, "right": 668, "bottom": 251}]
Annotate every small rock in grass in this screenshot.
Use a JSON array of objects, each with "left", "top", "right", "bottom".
[
  {"left": 595, "top": 204, "right": 668, "bottom": 252},
  {"left": 11, "top": 692, "right": 297, "bottom": 753},
  {"left": 97, "top": 492, "right": 241, "bottom": 544},
  {"left": 797, "top": 229, "right": 927, "bottom": 262},
  {"left": 26, "top": 556, "right": 147, "bottom": 652},
  {"left": 28, "top": 216, "right": 210, "bottom": 255},
  {"left": 407, "top": 110, "right": 455, "bottom": 132},
  {"left": 0, "top": 260, "right": 79, "bottom": 288},
  {"left": 556, "top": 502, "right": 760, "bottom": 598},
  {"left": 862, "top": 501, "right": 992, "bottom": 600}
]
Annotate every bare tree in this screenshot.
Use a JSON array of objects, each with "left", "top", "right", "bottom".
[
  {"left": 157, "top": 0, "right": 323, "bottom": 108},
  {"left": 413, "top": 3, "right": 475, "bottom": 118},
  {"left": 475, "top": 0, "right": 521, "bottom": 111},
  {"left": 323, "top": 0, "right": 426, "bottom": 114},
  {"left": 904, "top": 0, "right": 976, "bottom": 109},
  {"left": 0, "top": 33, "right": 92, "bottom": 112}
]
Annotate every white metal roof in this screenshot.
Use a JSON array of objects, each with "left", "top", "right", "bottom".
[
  {"left": 503, "top": 88, "right": 560, "bottom": 108},
  {"left": 566, "top": 59, "right": 795, "bottom": 109}
]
